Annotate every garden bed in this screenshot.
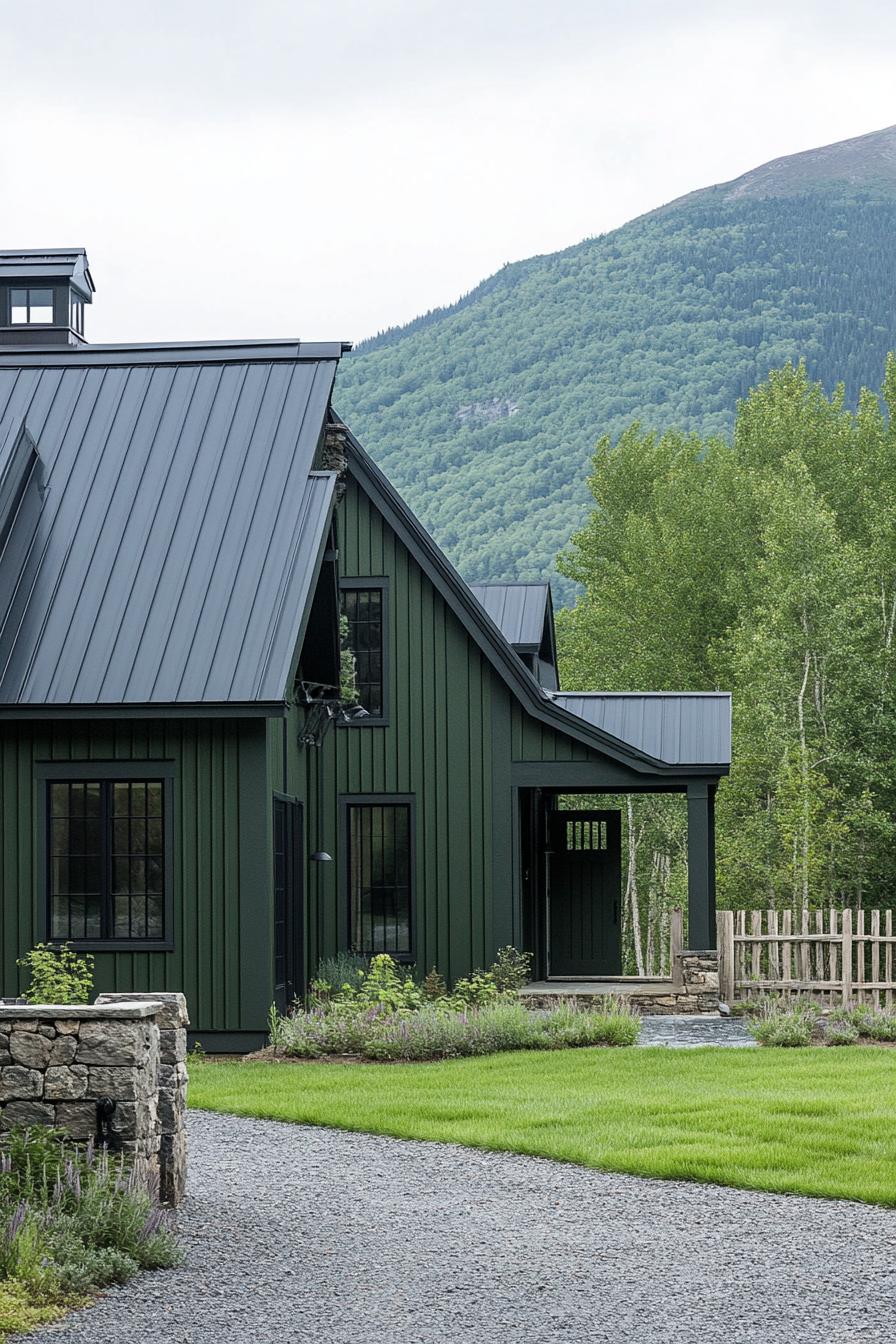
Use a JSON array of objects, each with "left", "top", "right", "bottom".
[
  {"left": 266, "top": 953, "right": 641, "bottom": 1063},
  {"left": 0, "top": 1127, "right": 179, "bottom": 1341},
  {"left": 739, "top": 998, "right": 896, "bottom": 1047}
]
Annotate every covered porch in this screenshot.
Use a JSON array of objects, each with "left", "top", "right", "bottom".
[{"left": 510, "top": 692, "right": 730, "bottom": 1012}]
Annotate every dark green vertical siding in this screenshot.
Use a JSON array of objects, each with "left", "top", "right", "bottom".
[
  {"left": 511, "top": 700, "right": 591, "bottom": 762},
  {"left": 304, "top": 476, "right": 504, "bottom": 983},
  {"left": 0, "top": 717, "right": 271, "bottom": 1034}
]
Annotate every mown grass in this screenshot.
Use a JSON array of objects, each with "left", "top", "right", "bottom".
[{"left": 189, "top": 1046, "right": 896, "bottom": 1206}]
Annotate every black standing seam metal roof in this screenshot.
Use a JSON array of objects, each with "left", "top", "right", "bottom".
[
  {"left": 550, "top": 693, "right": 732, "bottom": 767},
  {"left": 467, "top": 582, "right": 551, "bottom": 650},
  {"left": 0, "top": 341, "right": 342, "bottom": 708}
]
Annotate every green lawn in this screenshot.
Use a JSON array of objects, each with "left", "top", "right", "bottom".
[{"left": 189, "top": 1046, "right": 896, "bottom": 1206}]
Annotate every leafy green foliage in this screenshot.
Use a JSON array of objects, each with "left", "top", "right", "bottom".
[
  {"left": 335, "top": 189, "right": 896, "bottom": 598},
  {"left": 0, "top": 1127, "right": 179, "bottom": 1328},
  {"left": 559, "top": 359, "right": 896, "bottom": 931},
  {"left": 488, "top": 946, "right": 533, "bottom": 994},
  {"left": 17, "top": 944, "right": 93, "bottom": 1006},
  {"left": 339, "top": 613, "right": 359, "bottom": 705}
]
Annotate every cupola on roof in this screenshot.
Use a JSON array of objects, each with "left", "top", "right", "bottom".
[{"left": 0, "top": 248, "right": 94, "bottom": 348}]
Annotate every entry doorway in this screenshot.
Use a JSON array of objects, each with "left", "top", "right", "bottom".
[
  {"left": 546, "top": 809, "right": 622, "bottom": 977},
  {"left": 273, "top": 797, "right": 304, "bottom": 1011}
]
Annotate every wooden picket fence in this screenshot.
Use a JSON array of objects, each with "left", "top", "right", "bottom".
[{"left": 717, "top": 908, "right": 896, "bottom": 1008}]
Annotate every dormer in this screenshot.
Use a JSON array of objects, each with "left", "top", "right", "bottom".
[
  {"left": 469, "top": 581, "right": 560, "bottom": 690},
  {"left": 0, "top": 248, "right": 94, "bottom": 347}
]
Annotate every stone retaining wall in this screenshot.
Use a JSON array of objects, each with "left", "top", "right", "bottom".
[
  {"left": 522, "top": 949, "right": 721, "bottom": 1015},
  {"left": 0, "top": 993, "right": 188, "bottom": 1206}
]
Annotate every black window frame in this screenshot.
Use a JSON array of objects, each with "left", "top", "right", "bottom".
[
  {"left": 36, "top": 761, "right": 176, "bottom": 951},
  {"left": 341, "top": 794, "right": 415, "bottom": 962},
  {"left": 9, "top": 286, "right": 56, "bottom": 326},
  {"left": 339, "top": 577, "right": 389, "bottom": 726}
]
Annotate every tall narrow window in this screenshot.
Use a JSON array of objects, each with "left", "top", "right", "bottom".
[
  {"left": 347, "top": 801, "right": 412, "bottom": 956},
  {"left": 47, "top": 778, "right": 168, "bottom": 944},
  {"left": 340, "top": 581, "right": 387, "bottom": 720}
]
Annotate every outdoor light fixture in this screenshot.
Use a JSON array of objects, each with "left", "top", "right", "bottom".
[{"left": 310, "top": 850, "right": 333, "bottom": 862}]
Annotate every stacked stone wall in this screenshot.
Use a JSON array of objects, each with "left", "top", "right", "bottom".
[{"left": 0, "top": 994, "right": 188, "bottom": 1206}]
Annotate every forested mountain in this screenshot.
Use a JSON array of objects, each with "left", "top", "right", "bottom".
[{"left": 333, "top": 125, "right": 896, "bottom": 598}]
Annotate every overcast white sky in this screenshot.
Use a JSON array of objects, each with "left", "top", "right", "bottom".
[{"left": 3, "top": 0, "right": 896, "bottom": 345}]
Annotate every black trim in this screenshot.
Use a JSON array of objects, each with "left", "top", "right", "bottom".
[
  {"left": 340, "top": 794, "right": 416, "bottom": 962},
  {"left": 339, "top": 577, "right": 390, "bottom": 726},
  {"left": 36, "top": 761, "right": 176, "bottom": 951}
]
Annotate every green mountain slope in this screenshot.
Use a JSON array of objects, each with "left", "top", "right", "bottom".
[{"left": 333, "top": 125, "right": 896, "bottom": 599}]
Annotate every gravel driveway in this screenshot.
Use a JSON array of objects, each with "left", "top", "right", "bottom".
[{"left": 19, "top": 1109, "right": 895, "bottom": 1344}]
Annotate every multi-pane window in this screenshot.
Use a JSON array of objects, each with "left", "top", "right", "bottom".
[
  {"left": 341, "top": 584, "right": 385, "bottom": 719},
  {"left": 9, "top": 288, "right": 54, "bottom": 324},
  {"left": 348, "top": 802, "right": 412, "bottom": 956},
  {"left": 48, "top": 780, "right": 166, "bottom": 943}
]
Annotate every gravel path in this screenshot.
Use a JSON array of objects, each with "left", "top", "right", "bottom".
[{"left": 19, "top": 1109, "right": 895, "bottom": 1344}]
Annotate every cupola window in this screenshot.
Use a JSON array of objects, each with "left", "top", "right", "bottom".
[{"left": 10, "top": 288, "right": 54, "bottom": 325}]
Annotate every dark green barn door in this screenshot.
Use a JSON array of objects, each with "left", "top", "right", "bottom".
[
  {"left": 273, "top": 798, "right": 304, "bottom": 1011},
  {"left": 547, "top": 810, "right": 622, "bottom": 977}
]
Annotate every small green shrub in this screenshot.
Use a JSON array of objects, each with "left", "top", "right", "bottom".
[
  {"left": 823, "top": 1015, "right": 860, "bottom": 1046},
  {"left": 16, "top": 943, "right": 94, "bottom": 1005},
  {"left": 488, "top": 946, "right": 533, "bottom": 993},
  {"left": 543, "top": 999, "right": 641, "bottom": 1048},
  {"left": 748, "top": 1004, "right": 815, "bottom": 1047},
  {"left": 310, "top": 952, "right": 370, "bottom": 1003},
  {"left": 421, "top": 967, "right": 447, "bottom": 1000},
  {"left": 451, "top": 970, "right": 502, "bottom": 1008},
  {"left": 862, "top": 1010, "right": 896, "bottom": 1042}
]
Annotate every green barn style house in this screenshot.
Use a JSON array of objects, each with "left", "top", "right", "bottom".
[{"left": 0, "top": 250, "right": 730, "bottom": 1048}]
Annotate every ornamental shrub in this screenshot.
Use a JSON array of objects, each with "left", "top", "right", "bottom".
[
  {"left": 748, "top": 1004, "right": 815, "bottom": 1047},
  {"left": 16, "top": 943, "right": 94, "bottom": 1006},
  {"left": 823, "top": 1015, "right": 860, "bottom": 1046},
  {"left": 488, "top": 946, "right": 533, "bottom": 993}
]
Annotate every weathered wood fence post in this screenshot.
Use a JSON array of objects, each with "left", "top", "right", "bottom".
[
  {"left": 670, "top": 907, "right": 684, "bottom": 990},
  {"left": 716, "top": 910, "right": 735, "bottom": 1004},
  {"left": 841, "top": 907, "right": 853, "bottom": 1009}
]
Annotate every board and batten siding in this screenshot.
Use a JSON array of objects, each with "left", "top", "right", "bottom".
[
  {"left": 0, "top": 718, "right": 272, "bottom": 1036},
  {"left": 292, "top": 474, "right": 514, "bottom": 984},
  {"left": 510, "top": 700, "right": 592, "bottom": 762}
]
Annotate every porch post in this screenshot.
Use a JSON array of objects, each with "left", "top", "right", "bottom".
[{"left": 686, "top": 781, "right": 716, "bottom": 949}]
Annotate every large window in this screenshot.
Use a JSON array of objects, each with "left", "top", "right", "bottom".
[
  {"left": 10, "top": 288, "right": 54, "bottom": 325},
  {"left": 340, "top": 580, "right": 387, "bottom": 721},
  {"left": 346, "top": 800, "right": 413, "bottom": 956},
  {"left": 45, "top": 775, "right": 171, "bottom": 946}
]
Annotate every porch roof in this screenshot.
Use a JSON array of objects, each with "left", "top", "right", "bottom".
[{"left": 549, "top": 692, "right": 731, "bottom": 768}]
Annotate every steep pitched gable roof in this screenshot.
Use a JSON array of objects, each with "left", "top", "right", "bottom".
[
  {"left": 335, "top": 415, "right": 730, "bottom": 776},
  {"left": 0, "top": 341, "right": 343, "bottom": 710}
]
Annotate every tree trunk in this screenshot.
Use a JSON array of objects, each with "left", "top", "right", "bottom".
[{"left": 625, "top": 797, "right": 645, "bottom": 976}]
